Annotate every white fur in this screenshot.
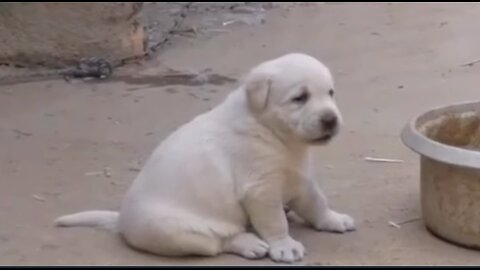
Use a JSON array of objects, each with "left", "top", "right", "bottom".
[{"left": 54, "top": 53, "right": 355, "bottom": 263}]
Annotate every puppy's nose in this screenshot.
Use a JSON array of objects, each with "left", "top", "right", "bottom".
[{"left": 321, "top": 113, "right": 338, "bottom": 130}]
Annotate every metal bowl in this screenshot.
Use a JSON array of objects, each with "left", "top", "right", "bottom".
[{"left": 401, "top": 101, "right": 480, "bottom": 249}]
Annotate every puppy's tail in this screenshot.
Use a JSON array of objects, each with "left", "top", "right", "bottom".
[{"left": 54, "top": 210, "right": 119, "bottom": 231}]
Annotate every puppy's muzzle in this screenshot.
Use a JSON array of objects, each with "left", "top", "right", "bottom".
[
  {"left": 320, "top": 112, "right": 338, "bottom": 132},
  {"left": 309, "top": 112, "right": 339, "bottom": 144}
]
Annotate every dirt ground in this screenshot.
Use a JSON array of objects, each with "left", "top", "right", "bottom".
[{"left": 2, "top": 2, "right": 480, "bottom": 266}]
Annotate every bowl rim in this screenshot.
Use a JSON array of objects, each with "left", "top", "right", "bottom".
[{"left": 401, "top": 100, "right": 480, "bottom": 169}]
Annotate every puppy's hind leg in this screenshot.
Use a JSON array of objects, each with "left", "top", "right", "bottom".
[
  {"left": 120, "top": 207, "right": 242, "bottom": 257},
  {"left": 222, "top": 233, "right": 269, "bottom": 259},
  {"left": 122, "top": 221, "right": 223, "bottom": 257}
]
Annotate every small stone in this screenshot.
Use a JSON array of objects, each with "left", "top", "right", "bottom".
[
  {"left": 33, "top": 195, "right": 46, "bottom": 202},
  {"left": 104, "top": 167, "right": 112, "bottom": 178}
]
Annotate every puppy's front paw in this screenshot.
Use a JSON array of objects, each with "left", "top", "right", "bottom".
[
  {"left": 315, "top": 210, "right": 356, "bottom": 233},
  {"left": 268, "top": 236, "right": 305, "bottom": 263}
]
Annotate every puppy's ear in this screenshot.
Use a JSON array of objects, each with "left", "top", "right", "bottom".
[{"left": 244, "top": 73, "right": 272, "bottom": 113}]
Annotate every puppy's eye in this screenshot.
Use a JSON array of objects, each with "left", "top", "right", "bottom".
[
  {"left": 291, "top": 92, "right": 309, "bottom": 104},
  {"left": 328, "top": 89, "right": 334, "bottom": 97}
]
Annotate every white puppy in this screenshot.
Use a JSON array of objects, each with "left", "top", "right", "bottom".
[{"left": 55, "top": 53, "right": 355, "bottom": 263}]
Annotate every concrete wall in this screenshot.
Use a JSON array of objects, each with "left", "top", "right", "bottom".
[{"left": 0, "top": 3, "right": 146, "bottom": 68}]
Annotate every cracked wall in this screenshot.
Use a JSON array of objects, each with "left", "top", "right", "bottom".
[{"left": 0, "top": 3, "right": 146, "bottom": 68}]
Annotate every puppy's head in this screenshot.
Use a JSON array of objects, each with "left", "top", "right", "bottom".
[{"left": 244, "top": 53, "right": 342, "bottom": 145}]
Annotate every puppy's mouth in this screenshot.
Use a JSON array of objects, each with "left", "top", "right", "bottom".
[{"left": 308, "top": 133, "right": 334, "bottom": 144}]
